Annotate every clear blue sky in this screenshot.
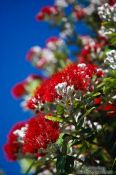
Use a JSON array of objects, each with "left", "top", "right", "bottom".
[{"left": 0, "top": 1, "right": 92, "bottom": 174}]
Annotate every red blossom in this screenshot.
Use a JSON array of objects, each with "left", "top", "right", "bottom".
[
  {"left": 4, "top": 142, "right": 20, "bottom": 161},
  {"left": 26, "top": 46, "right": 41, "bottom": 61},
  {"left": 12, "top": 82, "right": 26, "bottom": 98},
  {"left": 99, "top": 103, "right": 116, "bottom": 117},
  {"left": 11, "top": 75, "right": 43, "bottom": 99},
  {"left": 78, "top": 37, "right": 107, "bottom": 63},
  {"left": 23, "top": 113, "right": 59, "bottom": 157},
  {"left": 73, "top": 6, "right": 86, "bottom": 20},
  {"left": 94, "top": 97, "right": 102, "bottom": 105},
  {"left": 4, "top": 122, "right": 26, "bottom": 161},
  {"left": 36, "top": 6, "right": 58, "bottom": 21},
  {"left": 26, "top": 63, "right": 103, "bottom": 110},
  {"left": 108, "top": 0, "right": 116, "bottom": 6},
  {"left": 46, "top": 36, "right": 59, "bottom": 44},
  {"left": 26, "top": 98, "right": 38, "bottom": 110}
]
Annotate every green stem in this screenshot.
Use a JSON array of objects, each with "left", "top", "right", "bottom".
[{"left": 25, "top": 159, "right": 36, "bottom": 175}]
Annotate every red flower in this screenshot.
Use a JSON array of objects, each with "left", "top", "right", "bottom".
[
  {"left": 23, "top": 113, "right": 59, "bottom": 156},
  {"left": 36, "top": 6, "right": 58, "bottom": 21},
  {"left": 73, "top": 6, "right": 86, "bottom": 20},
  {"left": 108, "top": 0, "right": 116, "bottom": 6},
  {"left": 11, "top": 74, "right": 43, "bottom": 99},
  {"left": 78, "top": 37, "right": 107, "bottom": 63},
  {"left": 46, "top": 36, "right": 59, "bottom": 44},
  {"left": 26, "top": 46, "right": 41, "bottom": 61},
  {"left": 94, "top": 97, "right": 102, "bottom": 105},
  {"left": 4, "top": 142, "right": 20, "bottom": 161},
  {"left": 26, "top": 98, "right": 38, "bottom": 110},
  {"left": 12, "top": 82, "right": 26, "bottom": 98},
  {"left": 99, "top": 103, "right": 116, "bottom": 117},
  {"left": 26, "top": 63, "right": 103, "bottom": 110},
  {"left": 4, "top": 122, "right": 26, "bottom": 161}
]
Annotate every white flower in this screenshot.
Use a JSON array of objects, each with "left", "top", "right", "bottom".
[
  {"left": 79, "top": 36, "right": 94, "bottom": 45},
  {"left": 55, "top": 82, "right": 67, "bottom": 95},
  {"left": 67, "top": 85, "right": 74, "bottom": 95},
  {"left": 59, "top": 22, "right": 73, "bottom": 39},
  {"left": 55, "top": 82, "right": 74, "bottom": 97},
  {"left": 112, "top": 95, "right": 116, "bottom": 99},
  {"left": 46, "top": 38, "right": 65, "bottom": 51},
  {"left": 98, "top": 3, "right": 116, "bottom": 22},
  {"left": 104, "top": 50, "right": 116, "bottom": 70},
  {"left": 78, "top": 63, "right": 86, "bottom": 68},
  {"left": 98, "top": 26, "right": 115, "bottom": 37},
  {"left": 55, "top": 0, "right": 68, "bottom": 8},
  {"left": 31, "top": 46, "right": 41, "bottom": 54},
  {"left": 84, "top": 4, "right": 95, "bottom": 15},
  {"left": 13, "top": 124, "right": 28, "bottom": 143},
  {"left": 42, "top": 48, "right": 57, "bottom": 63},
  {"left": 94, "top": 122, "right": 102, "bottom": 130}
]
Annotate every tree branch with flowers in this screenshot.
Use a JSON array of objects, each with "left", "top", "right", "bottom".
[{"left": 4, "top": 0, "right": 116, "bottom": 174}]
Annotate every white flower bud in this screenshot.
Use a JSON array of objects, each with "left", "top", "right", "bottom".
[
  {"left": 55, "top": 82, "right": 67, "bottom": 95},
  {"left": 13, "top": 124, "right": 28, "bottom": 143},
  {"left": 78, "top": 63, "right": 86, "bottom": 68},
  {"left": 104, "top": 50, "right": 116, "bottom": 70}
]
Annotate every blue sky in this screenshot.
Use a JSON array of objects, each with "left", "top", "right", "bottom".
[{"left": 0, "top": 1, "right": 92, "bottom": 174}]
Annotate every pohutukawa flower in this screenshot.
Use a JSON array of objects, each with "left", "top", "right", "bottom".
[
  {"left": 36, "top": 6, "right": 59, "bottom": 21},
  {"left": 26, "top": 46, "right": 42, "bottom": 61},
  {"left": 78, "top": 37, "right": 107, "bottom": 63},
  {"left": 23, "top": 113, "right": 59, "bottom": 156},
  {"left": 4, "top": 122, "right": 27, "bottom": 161},
  {"left": 99, "top": 103, "right": 116, "bottom": 117},
  {"left": 4, "top": 113, "right": 59, "bottom": 160},
  {"left": 26, "top": 63, "right": 103, "bottom": 110},
  {"left": 108, "top": 0, "right": 116, "bottom": 6},
  {"left": 12, "top": 83, "right": 26, "bottom": 98},
  {"left": 27, "top": 46, "right": 57, "bottom": 69},
  {"left": 73, "top": 6, "right": 86, "bottom": 20},
  {"left": 11, "top": 74, "right": 43, "bottom": 98},
  {"left": 46, "top": 37, "right": 65, "bottom": 51}
]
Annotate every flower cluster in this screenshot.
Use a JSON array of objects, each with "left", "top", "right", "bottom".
[
  {"left": 78, "top": 37, "right": 107, "bottom": 63},
  {"left": 36, "top": 6, "right": 59, "bottom": 21},
  {"left": 4, "top": 122, "right": 27, "bottom": 161},
  {"left": 25, "top": 63, "right": 103, "bottom": 111},
  {"left": 4, "top": 113, "right": 59, "bottom": 161},
  {"left": 26, "top": 37, "right": 68, "bottom": 73},
  {"left": 12, "top": 75, "right": 42, "bottom": 98},
  {"left": 73, "top": 5, "right": 86, "bottom": 20},
  {"left": 104, "top": 50, "right": 116, "bottom": 69},
  {"left": 98, "top": 3, "right": 116, "bottom": 22}
]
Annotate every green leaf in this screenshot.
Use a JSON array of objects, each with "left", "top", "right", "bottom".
[
  {"left": 83, "top": 107, "right": 96, "bottom": 117},
  {"left": 45, "top": 115, "right": 64, "bottom": 122},
  {"left": 56, "top": 133, "right": 64, "bottom": 146},
  {"left": 65, "top": 156, "right": 74, "bottom": 173},
  {"left": 56, "top": 104, "right": 64, "bottom": 115},
  {"left": 62, "top": 134, "right": 72, "bottom": 155},
  {"left": 92, "top": 92, "right": 101, "bottom": 97},
  {"left": 56, "top": 155, "right": 74, "bottom": 174},
  {"left": 25, "top": 80, "right": 40, "bottom": 95},
  {"left": 56, "top": 155, "right": 67, "bottom": 175}
]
